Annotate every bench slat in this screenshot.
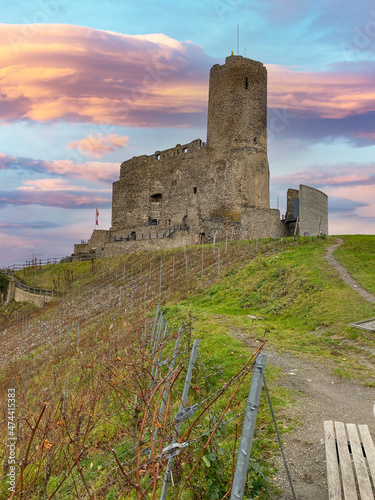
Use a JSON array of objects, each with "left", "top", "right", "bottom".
[
  {"left": 346, "top": 424, "right": 372, "bottom": 499},
  {"left": 358, "top": 424, "right": 375, "bottom": 486},
  {"left": 335, "top": 421, "right": 357, "bottom": 500},
  {"left": 324, "top": 420, "right": 342, "bottom": 499}
]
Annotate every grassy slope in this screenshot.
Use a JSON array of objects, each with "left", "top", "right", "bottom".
[
  {"left": 1, "top": 235, "right": 374, "bottom": 498},
  {"left": 170, "top": 236, "right": 375, "bottom": 385}
]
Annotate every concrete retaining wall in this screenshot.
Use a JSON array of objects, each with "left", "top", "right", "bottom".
[
  {"left": 6, "top": 279, "right": 54, "bottom": 307},
  {"left": 13, "top": 287, "right": 54, "bottom": 307}
]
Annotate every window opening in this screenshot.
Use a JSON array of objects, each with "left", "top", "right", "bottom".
[
  {"left": 193, "top": 187, "right": 197, "bottom": 194},
  {"left": 245, "top": 77, "right": 248, "bottom": 89},
  {"left": 150, "top": 193, "right": 162, "bottom": 202}
]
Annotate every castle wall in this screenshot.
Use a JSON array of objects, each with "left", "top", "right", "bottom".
[
  {"left": 112, "top": 139, "right": 209, "bottom": 230},
  {"left": 241, "top": 208, "right": 288, "bottom": 238},
  {"left": 102, "top": 231, "right": 193, "bottom": 258},
  {"left": 111, "top": 137, "right": 266, "bottom": 233},
  {"left": 286, "top": 188, "right": 299, "bottom": 220}
]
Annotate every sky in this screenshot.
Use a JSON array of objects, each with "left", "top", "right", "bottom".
[{"left": 1, "top": 0, "right": 375, "bottom": 266}]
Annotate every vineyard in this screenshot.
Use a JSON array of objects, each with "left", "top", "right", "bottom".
[{"left": 0, "top": 237, "right": 291, "bottom": 499}]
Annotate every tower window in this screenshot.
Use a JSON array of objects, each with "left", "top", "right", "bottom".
[
  {"left": 253, "top": 137, "right": 257, "bottom": 143},
  {"left": 150, "top": 193, "right": 162, "bottom": 202},
  {"left": 245, "top": 77, "right": 248, "bottom": 89},
  {"left": 193, "top": 187, "right": 197, "bottom": 194}
]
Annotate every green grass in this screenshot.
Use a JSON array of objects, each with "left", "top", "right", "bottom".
[{"left": 177, "top": 237, "right": 375, "bottom": 385}]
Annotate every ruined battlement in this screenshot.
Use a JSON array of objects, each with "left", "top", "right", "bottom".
[{"left": 119, "top": 139, "right": 205, "bottom": 179}]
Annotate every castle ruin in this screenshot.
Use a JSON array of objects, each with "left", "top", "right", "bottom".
[{"left": 73, "top": 55, "right": 328, "bottom": 259}]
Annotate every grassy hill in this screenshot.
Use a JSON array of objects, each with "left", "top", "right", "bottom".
[{"left": 0, "top": 235, "right": 374, "bottom": 499}]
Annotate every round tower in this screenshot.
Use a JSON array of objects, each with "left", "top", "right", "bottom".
[
  {"left": 206, "top": 55, "right": 270, "bottom": 209},
  {"left": 207, "top": 55, "right": 268, "bottom": 150}
]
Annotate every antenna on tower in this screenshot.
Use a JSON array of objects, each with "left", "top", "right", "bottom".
[{"left": 237, "top": 24, "right": 239, "bottom": 55}]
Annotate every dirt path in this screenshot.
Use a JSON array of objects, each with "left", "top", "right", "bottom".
[
  {"left": 220, "top": 324, "right": 375, "bottom": 500},
  {"left": 263, "top": 348, "right": 375, "bottom": 499},
  {"left": 325, "top": 238, "right": 375, "bottom": 303},
  {"left": 217, "top": 240, "right": 375, "bottom": 499}
]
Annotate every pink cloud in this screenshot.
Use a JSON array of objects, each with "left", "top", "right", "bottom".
[
  {"left": 0, "top": 152, "right": 119, "bottom": 183},
  {"left": 325, "top": 184, "right": 375, "bottom": 205},
  {"left": 267, "top": 64, "right": 375, "bottom": 119},
  {"left": 2, "top": 24, "right": 374, "bottom": 128},
  {"left": 17, "top": 178, "right": 111, "bottom": 192},
  {"left": 353, "top": 131, "right": 375, "bottom": 141},
  {"left": 0, "top": 189, "right": 110, "bottom": 209},
  {"left": 46, "top": 160, "right": 119, "bottom": 183},
  {"left": 0, "top": 24, "right": 210, "bottom": 127},
  {"left": 67, "top": 133, "right": 130, "bottom": 158},
  {"left": 273, "top": 163, "right": 375, "bottom": 187}
]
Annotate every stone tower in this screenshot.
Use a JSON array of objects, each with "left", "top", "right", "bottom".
[{"left": 206, "top": 55, "right": 270, "bottom": 208}]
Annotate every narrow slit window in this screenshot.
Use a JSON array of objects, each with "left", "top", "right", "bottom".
[
  {"left": 150, "top": 193, "right": 162, "bottom": 202},
  {"left": 245, "top": 77, "right": 248, "bottom": 89},
  {"left": 193, "top": 187, "right": 197, "bottom": 194}
]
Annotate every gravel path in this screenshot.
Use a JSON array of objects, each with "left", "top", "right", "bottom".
[
  {"left": 271, "top": 239, "right": 375, "bottom": 498},
  {"left": 325, "top": 237, "right": 375, "bottom": 303},
  {"left": 264, "top": 349, "right": 375, "bottom": 500}
]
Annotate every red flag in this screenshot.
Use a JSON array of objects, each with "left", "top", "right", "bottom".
[{"left": 96, "top": 208, "right": 99, "bottom": 226}]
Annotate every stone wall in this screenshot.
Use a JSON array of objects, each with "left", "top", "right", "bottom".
[
  {"left": 286, "top": 188, "right": 299, "bottom": 220},
  {"left": 241, "top": 208, "right": 289, "bottom": 238},
  {"left": 102, "top": 231, "right": 193, "bottom": 258}
]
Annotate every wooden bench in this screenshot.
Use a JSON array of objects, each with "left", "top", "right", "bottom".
[{"left": 324, "top": 420, "right": 375, "bottom": 499}]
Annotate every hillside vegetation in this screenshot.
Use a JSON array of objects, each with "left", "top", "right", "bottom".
[{"left": 0, "top": 235, "right": 374, "bottom": 499}]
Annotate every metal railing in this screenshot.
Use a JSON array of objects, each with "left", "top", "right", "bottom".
[
  {"left": 4, "top": 257, "right": 65, "bottom": 273},
  {"left": 1, "top": 269, "right": 56, "bottom": 297}
]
